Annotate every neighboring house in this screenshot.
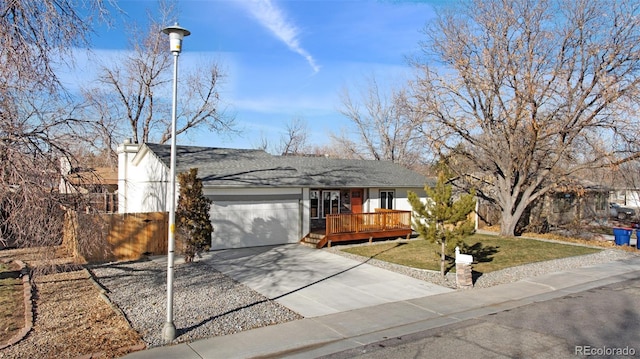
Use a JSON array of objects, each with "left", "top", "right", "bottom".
[
  {"left": 59, "top": 158, "right": 118, "bottom": 213},
  {"left": 476, "top": 179, "right": 611, "bottom": 230},
  {"left": 118, "top": 142, "right": 432, "bottom": 250},
  {"left": 534, "top": 180, "right": 610, "bottom": 227}
]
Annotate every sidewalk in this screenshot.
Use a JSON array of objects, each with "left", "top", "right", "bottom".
[{"left": 122, "top": 254, "right": 640, "bottom": 359}]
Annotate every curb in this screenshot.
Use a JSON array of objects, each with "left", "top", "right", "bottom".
[{"left": 0, "top": 259, "right": 33, "bottom": 350}]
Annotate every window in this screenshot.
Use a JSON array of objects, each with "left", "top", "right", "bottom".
[
  {"left": 310, "top": 190, "right": 319, "bottom": 218},
  {"left": 595, "top": 192, "right": 607, "bottom": 211},
  {"left": 553, "top": 193, "right": 574, "bottom": 213},
  {"left": 380, "top": 190, "right": 394, "bottom": 209},
  {"left": 322, "top": 190, "right": 340, "bottom": 218}
]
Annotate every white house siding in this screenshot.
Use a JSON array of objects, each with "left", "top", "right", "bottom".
[
  {"left": 205, "top": 188, "right": 303, "bottom": 250},
  {"left": 368, "top": 187, "right": 427, "bottom": 211},
  {"left": 117, "top": 144, "right": 170, "bottom": 213},
  {"left": 611, "top": 190, "right": 640, "bottom": 208},
  {"left": 395, "top": 188, "right": 426, "bottom": 211},
  {"left": 301, "top": 188, "right": 310, "bottom": 235}
]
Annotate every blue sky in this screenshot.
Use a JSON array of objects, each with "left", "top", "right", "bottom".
[{"left": 75, "top": 0, "right": 443, "bottom": 150}]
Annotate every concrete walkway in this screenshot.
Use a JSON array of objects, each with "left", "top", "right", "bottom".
[
  {"left": 201, "top": 244, "right": 452, "bottom": 317},
  {"left": 122, "top": 247, "right": 640, "bottom": 359}
]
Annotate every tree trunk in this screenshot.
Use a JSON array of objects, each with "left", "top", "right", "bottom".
[
  {"left": 438, "top": 222, "right": 446, "bottom": 276},
  {"left": 500, "top": 215, "right": 517, "bottom": 237},
  {"left": 499, "top": 202, "right": 528, "bottom": 237},
  {"left": 440, "top": 239, "right": 446, "bottom": 276}
]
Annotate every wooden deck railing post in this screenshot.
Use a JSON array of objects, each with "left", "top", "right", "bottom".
[
  {"left": 325, "top": 210, "right": 411, "bottom": 236},
  {"left": 320, "top": 210, "right": 412, "bottom": 248}
]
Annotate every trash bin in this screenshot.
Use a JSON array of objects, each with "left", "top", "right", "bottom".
[
  {"left": 613, "top": 227, "right": 632, "bottom": 246},
  {"left": 636, "top": 230, "right": 640, "bottom": 249}
]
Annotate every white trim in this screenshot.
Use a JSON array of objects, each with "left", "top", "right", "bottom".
[
  {"left": 301, "top": 188, "right": 310, "bottom": 236},
  {"left": 131, "top": 145, "right": 150, "bottom": 166},
  {"left": 310, "top": 190, "right": 320, "bottom": 219}
]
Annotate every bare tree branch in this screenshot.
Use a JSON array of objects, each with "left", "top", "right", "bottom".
[
  {"left": 83, "top": 2, "right": 235, "bottom": 150},
  {"left": 0, "top": 1, "right": 112, "bottom": 252},
  {"left": 278, "top": 116, "right": 309, "bottom": 156},
  {"left": 333, "top": 75, "right": 425, "bottom": 168}
]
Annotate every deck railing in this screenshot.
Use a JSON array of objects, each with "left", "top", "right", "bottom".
[{"left": 326, "top": 209, "right": 412, "bottom": 236}]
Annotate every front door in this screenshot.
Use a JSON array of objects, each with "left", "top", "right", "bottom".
[{"left": 351, "top": 189, "right": 363, "bottom": 213}]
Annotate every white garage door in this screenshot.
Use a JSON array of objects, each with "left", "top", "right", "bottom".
[{"left": 210, "top": 200, "right": 301, "bottom": 250}]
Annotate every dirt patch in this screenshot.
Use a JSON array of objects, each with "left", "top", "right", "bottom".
[
  {"left": 0, "top": 247, "right": 145, "bottom": 359},
  {"left": 0, "top": 261, "right": 23, "bottom": 346}
]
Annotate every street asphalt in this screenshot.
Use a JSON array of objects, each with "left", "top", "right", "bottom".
[
  {"left": 320, "top": 277, "right": 640, "bottom": 358},
  {"left": 122, "top": 245, "right": 640, "bottom": 359}
]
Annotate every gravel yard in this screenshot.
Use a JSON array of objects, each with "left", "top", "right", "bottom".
[{"left": 89, "top": 258, "right": 303, "bottom": 348}]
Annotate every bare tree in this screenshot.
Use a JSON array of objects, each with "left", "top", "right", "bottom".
[
  {"left": 253, "top": 132, "right": 271, "bottom": 152},
  {"left": 333, "top": 75, "right": 424, "bottom": 168},
  {"left": 82, "top": 2, "right": 234, "bottom": 151},
  {"left": 411, "top": 0, "right": 640, "bottom": 236},
  {"left": 253, "top": 117, "right": 310, "bottom": 156},
  {"left": 279, "top": 117, "right": 309, "bottom": 155},
  {"left": 0, "top": 1, "right": 110, "bottom": 249}
]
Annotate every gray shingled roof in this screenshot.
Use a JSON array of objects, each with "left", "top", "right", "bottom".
[{"left": 145, "top": 143, "right": 431, "bottom": 189}]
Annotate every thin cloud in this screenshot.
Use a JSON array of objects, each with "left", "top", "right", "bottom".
[{"left": 239, "top": 0, "right": 320, "bottom": 73}]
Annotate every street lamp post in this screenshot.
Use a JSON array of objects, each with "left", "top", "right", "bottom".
[{"left": 161, "top": 23, "right": 190, "bottom": 343}]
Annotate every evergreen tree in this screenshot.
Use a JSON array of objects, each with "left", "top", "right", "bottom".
[
  {"left": 176, "top": 168, "right": 213, "bottom": 262},
  {"left": 408, "top": 171, "right": 476, "bottom": 275}
]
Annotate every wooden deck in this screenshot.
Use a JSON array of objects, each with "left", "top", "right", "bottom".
[{"left": 306, "top": 209, "right": 412, "bottom": 248}]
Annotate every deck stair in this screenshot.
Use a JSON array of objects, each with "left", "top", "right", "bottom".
[{"left": 300, "top": 232, "right": 327, "bottom": 248}]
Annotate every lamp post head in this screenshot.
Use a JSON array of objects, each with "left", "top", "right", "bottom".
[{"left": 161, "top": 23, "right": 191, "bottom": 54}]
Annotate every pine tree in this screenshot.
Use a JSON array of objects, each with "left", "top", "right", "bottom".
[
  {"left": 408, "top": 171, "right": 476, "bottom": 275},
  {"left": 176, "top": 168, "right": 213, "bottom": 262}
]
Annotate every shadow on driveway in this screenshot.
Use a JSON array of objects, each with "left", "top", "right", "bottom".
[{"left": 203, "top": 244, "right": 453, "bottom": 318}]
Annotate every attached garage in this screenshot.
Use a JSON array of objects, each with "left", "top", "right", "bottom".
[
  {"left": 205, "top": 188, "right": 305, "bottom": 250},
  {"left": 209, "top": 199, "right": 302, "bottom": 250}
]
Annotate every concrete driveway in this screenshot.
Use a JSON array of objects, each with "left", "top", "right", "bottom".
[{"left": 203, "top": 244, "right": 453, "bottom": 317}]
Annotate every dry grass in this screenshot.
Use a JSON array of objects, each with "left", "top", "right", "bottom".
[
  {"left": 0, "top": 247, "right": 145, "bottom": 359},
  {"left": 0, "top": 262, "right": 23, "bottom": 345}
]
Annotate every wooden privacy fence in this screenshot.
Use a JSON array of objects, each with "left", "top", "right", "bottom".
[{"left": 64, "top": 210, "right": 168, "bottom": 263}]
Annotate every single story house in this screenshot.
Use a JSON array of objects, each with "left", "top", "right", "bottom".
[
  {"left": 542, "top": 185, "right": 610, "bottom": 226},
  {"left": 117, "top": 141, "right": 432, "bottom": 250},
  {"left": 521, "top": 180, "right": 611, "bottom": 230}
]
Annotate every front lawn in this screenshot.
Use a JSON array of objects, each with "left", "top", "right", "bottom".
[{"left": 341, "top": 233, "right": 602, "bottom": 274}]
